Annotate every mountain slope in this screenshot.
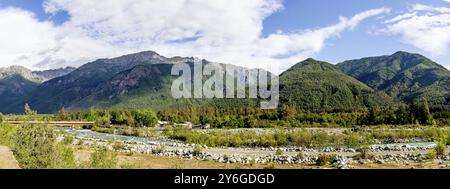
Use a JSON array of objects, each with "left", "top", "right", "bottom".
[
  {"left": 280, "top": 59, "right": 394, "bottom": 112},
  {"left": 337, "top": 51, "right": 450, "bottom": 109},
  {"left": 0, "top": 66, "right": 41, "bottom": 109},
  {"left": 4, "top": 51, "right": 260, "bottom": 113},
  {"left": 32, "top": 67, "right": 76, "bottom": 81}
]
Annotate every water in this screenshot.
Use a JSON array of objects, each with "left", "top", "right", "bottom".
[
  {"left": 55, "top": 127, "right": 436, "bottom": 149},
  {"left": 54, "top": 127, "right": 172, "bottom": 146}
]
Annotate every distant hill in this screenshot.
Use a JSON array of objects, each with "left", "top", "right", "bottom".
[
  {"left": 279, "top": 58, "right": 394, "bottom": 112},
  {"left": 337, "top": 51, "right": 450, "bottom": 109}
]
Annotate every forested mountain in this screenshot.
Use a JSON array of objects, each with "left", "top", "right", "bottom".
[
  {"left": 337, "top": 51, "right": 450, "bottom": 109},
  {"left": 0, "top": 50, "right": 448, "bottom": 114},
  {"left": 2, "top": 51, "right": 261, "bottom": 113},
  {"left": 279, "top": 58, "right": 394, "bottom": 112}
]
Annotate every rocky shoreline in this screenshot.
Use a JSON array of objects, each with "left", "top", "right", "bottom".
[{"left": 69, "top": 136, "right": 449, "bottom": 169}]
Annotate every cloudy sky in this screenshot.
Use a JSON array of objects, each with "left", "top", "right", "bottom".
[{"left": 0, "top": 0, "right": 449, "bottom": 73}]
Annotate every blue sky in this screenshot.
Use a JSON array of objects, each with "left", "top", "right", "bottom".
[{"left": 0, "top": 0, "right": 449, "bottom": 72}]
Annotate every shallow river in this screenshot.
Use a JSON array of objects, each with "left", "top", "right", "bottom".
[{"left": 54, "top": 127, "right": 436, "bottom": 149}]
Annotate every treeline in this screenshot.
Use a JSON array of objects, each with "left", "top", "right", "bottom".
[
  {"left": 57, "top": 108, "right": 158, "bottom": 127},
  {"left": 6, "top": 97, "right": 450, "bottom": 129},
  {"left": 361, "top": 98, "right": 436, "bottom": 125},
  {"left": 158, "top": 98, "right": 449, "bottom": 128}
]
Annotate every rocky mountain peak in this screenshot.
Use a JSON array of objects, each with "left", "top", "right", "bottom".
[
  {"left": 103, "top": 50, "right": 167, "bottom": 65},
  {"left": 0, "top": 65, "right": 41, "bottom": 81}
]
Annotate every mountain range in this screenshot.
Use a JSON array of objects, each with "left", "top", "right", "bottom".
[{"left": 0, "top": 51, "right": 449, "bottom": 114}]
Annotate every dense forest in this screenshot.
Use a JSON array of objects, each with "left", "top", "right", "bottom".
[{"left": 7, "top": 96, "right": 447, "bottom": 129}]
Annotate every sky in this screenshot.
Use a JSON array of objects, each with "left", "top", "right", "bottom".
[{"left": 0, "top": 0, "right": 449, "bottom": 74}]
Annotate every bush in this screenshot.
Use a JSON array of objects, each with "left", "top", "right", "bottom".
[
  {"left": 358, "top": 146, "right": 371, "bottom": 159},
  {"left": 94, "top": 116, "right": 111, "bottom": 127},
  {"left": 89, "top": 147, "right": 118, "bottom": 169},
  {"left": 112, "top": 141, "right": 126, "bottom": 151},
  {"left": 316, "top": 154, "right": 337, "bottom": 166},
  {"left": 275, "top": 149, "right": 283, "bottom": 156},
  {"left": 134, "top": 110, "right": 158, "bottom": 127},
  {"left": 13, "top": 124, "right": 76, "bottom": 169},
  {"left": 426, "top": 151, "right": 436, "bottom": 160},
  {"left": 0, "top": 113, "right": 4, "bottom": 123},
  {"left": 193, "top": 145, "right": 203, "bottom": 156},
  {"left": 435, "top": 140, "right": 446, "bottom": 156},
  {"left": 62, "top": 136, "right": 74, "bottom": 145}
]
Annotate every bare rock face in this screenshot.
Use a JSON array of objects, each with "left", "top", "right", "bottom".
[
  {"left": 103, "top": 51, "right": 167, "bottom": 65},
  {"left": 32, "top": 67, "right": 76, "bottom": 81},
  {"left": 0, "top": 65, "right": 43, "bottom": 81}
]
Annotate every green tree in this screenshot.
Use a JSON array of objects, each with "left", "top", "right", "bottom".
[
  {"left": 418, "top": 97, "right": 434, "bottom": 125},
  {"left": 57, "top": 107, "right": 68, "bottom": 121},
  {"left": 394, "top": 105, "right": 410, "bottom": 124},
  {"left": 24, "top": 103, "right": 36, "bottom": 115},
  {"left": 134, "top": 110, "right": 158, "bottom": 127},
  {"left": 0, "top": 112, "right": 3, "bottom": 124}
]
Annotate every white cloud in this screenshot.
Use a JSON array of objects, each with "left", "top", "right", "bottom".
[
  {"left": 0, "top": 0, "right": 388, "bottom": 73},
  {"left": 381, "top": 4, "right": 450, "bottom": 56}
]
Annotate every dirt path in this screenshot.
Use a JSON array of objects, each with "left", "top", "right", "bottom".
[{"left": 0, "top": 145, "right": 20, "bottom": 169}]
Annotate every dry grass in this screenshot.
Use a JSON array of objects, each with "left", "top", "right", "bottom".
[{"left": 0, "top": 145, "right": 20, "bottom": 169}]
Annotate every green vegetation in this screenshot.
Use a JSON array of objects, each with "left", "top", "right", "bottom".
[
  {"left": 435, "top": 140, "right": 446, "bottom": 156},
  {"left": 164, "top": 127, "right": 373, "bottom": 148},
  {"left": 12, "top": 124, "right": 76, "bottom": 169},
  {"left": 316, "top": 154, "right": 337, "bottom": 166},
  {"left": 0, "top": 123, "right": 16, "bottom": 147},
  {"left": 275, "top": 149, "right": 283, "bottom": 156},
  {"left": 193, "top": 145, "right": 203, "bottom": 157},
  {"left": 279, "top": 58, "right": 394, "bottom": 112},
  {"left": 89, "top": 147, "right": 118, "bottom": 169},
  {"left": 357, "top": 146, "right": 371, "bottom": 159},
  {"left": 163, "top": 127, "right": 450, "bottom": 148},
  {"left": 0, "top": 123, "right": 121, "bottom": 169},
  {"left": 337, "top": 51, "right": 450, "bottom": 110},
  {"left": 24, "top": 103, "right": 37, "bottom": 115}
]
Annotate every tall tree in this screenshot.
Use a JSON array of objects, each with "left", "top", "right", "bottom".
[
  {"left": 24, "top": 103, "right": 36, "bottom": 115},
  {"left": 418, "top": 97, "right": 434, "bottom": 125}
]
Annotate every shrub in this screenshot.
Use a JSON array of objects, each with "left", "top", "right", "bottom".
[
  {"left": 193, "top": 145, "right": 203, "bottom": 156},
  {"left": 112, "top": 141, "right": 126, "bottom": 151},
  {"left": 62, "top": 136, "right": 74, "bottom": 145},
  {"left": 275, "top": 149, "right": 283, "bottom": 156},
  {"left": 358, "top": 146, "right": 371, "bottom": 159},
  {"left": 296, "top": 152, "right": 305, "bottom": 160},
  {"left": 435, "top": 140, "right": 446, "bottom": 156},
  {"left": 316, "top": 154, "right": 337, "bottom": 166},
  {"left": 13, "top": 124, "right": 76, "bottom": 169},
  {"left": 134, "top": 110, "right": 158, "bottom": 127},
  {"left": 89, "top": 147, "right": 118, "bottom": 169},
  {"left": 426, "top": 151, "right": 436, "bottom": 160},
  {"left": 0, "top": 113, "right": 4, "bottom": 123},
  {"left": 94, "top": 116, "right": 111, "bottom": 127}
]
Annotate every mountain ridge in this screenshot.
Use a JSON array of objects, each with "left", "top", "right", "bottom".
[{"left": 0, "top": 50, "right": 448, "bottom": 114}]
